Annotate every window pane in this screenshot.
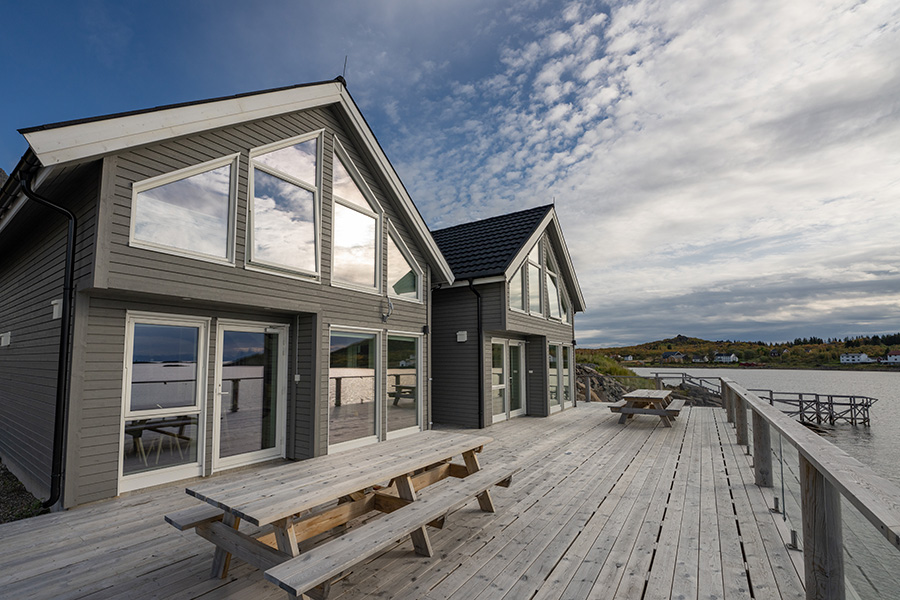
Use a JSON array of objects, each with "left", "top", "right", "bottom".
[
  {"left": 562, "top": 347, "right": 571, "bottom": 403},
  {"left": 329, "top": 332, "right": 376, "bottom": 445},
  {"left": 123, "top": 415, "right": 199, "bottom": 476},
  {"left": 133, "top": 164, "right": 232, "bottom": 258},
  {"left": 130, "top": 324, "right": 199, "bottom": 411},
  {"left": 510, "top": 267, "right": 524, "bottom": 310},
  {"left": 333, "top": 154, "right": 369, "bottom": 209},
  {"left": 549, "top": 344, "right": 560, "bottom": 406},
  {"left": 388, "top": 236, "right": 418, "bottom": 298},
  {"left": 252, "top": 169, "right": 316, "bottom": 272},
  {"left": 561, "top": 291, "right": 570, "bottom": 323},
  {"left": 528, "top": 242, "right": 540, "bottom": 264},
  {"left": 547, "top": 272, "right": 562, "bottom": 319},
  {"left": 528, "top": 263, "right": 542, "bottom": 314},
  {"left": 388, "top": 335, "right": 418, "bottom": 432},
  {"left": 219, "top": 331, "right": 279, "bottom": 459},
  {"left": 255, "top": 138, "right": 316, "bottom": 186},
  {"left": 333, "top": 203, "right": 376, "bottom": 288},
  {"left": 492, "top": 343, "right": 505, "bottom": 387}
]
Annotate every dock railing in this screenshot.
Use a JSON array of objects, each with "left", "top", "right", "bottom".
[{"left": 721, "top": 378, "right": 900, "bottom": 600}]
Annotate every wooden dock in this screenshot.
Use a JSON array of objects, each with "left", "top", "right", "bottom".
[{"left": 0, "top": 405, "right": 806, "bottom": 599}]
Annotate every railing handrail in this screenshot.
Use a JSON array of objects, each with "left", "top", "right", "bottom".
[{"left": 722, "top": 377, "right": 900, "bottom": 549}]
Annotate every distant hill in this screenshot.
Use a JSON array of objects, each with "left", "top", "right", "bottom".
[{"left": 577, "top": 334, "right": 900, "bottom": 369}]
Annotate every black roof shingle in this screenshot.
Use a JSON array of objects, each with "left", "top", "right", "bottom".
[{"left": 431, "top": 205, "right": 553, "bottom": 280}]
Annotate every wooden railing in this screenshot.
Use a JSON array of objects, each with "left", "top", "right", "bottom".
[
  {"left": 721, "top": 378, "right": 900, "bottom": 600},
  {"left": 747, "top": 389, "right": 877, "bottom": 426}
]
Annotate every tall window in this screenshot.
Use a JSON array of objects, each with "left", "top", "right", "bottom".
[
  {"left": 387, "top": 231, "right": 420, "bottom": 301},
  {"left": 121, "top": 314, "right": 208, "bottom": 486},
  {"left": 509, "top": 265, "right": 526, "bottom": 312},
  {"left": 387, "top": 335, "right": 420, "bottom": 436},
  {"left": 329, "top": 330, "right": 377, "bottom": 448},
  {"left": 546, "top": 248, "right": 562, "bottom": 320},
  {"left": 527, "top": 242, "right": 542, "bottom": 314},
  {"left": 131, "top": 155, "right": 237, "bottom": 262},
  {"left": 249, "top": 135, "right": 319, "bottom": 274},
  {"left": 332, "top": 146, "right": 379, "bottom": 291}
]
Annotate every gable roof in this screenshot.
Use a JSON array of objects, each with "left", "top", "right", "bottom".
[
  {"left": 432, "top": 205, "right": 552, "bottom": 280},
  {"left": 432, "top": 204, "right": 586, "bottom": 312},
  {"left": 1, "top": 78, "right": 454, "bottom": 284}
]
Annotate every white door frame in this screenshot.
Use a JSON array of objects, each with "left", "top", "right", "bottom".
[
  {"left": 212, "top": 319, "right": 288, "bottom": 473},
  {"left": 508, "top": 341, "right": 527, "bottom": 418}
]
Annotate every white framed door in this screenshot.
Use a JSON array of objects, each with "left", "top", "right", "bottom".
[
  {"left": 491, "top": 339, "right": 508, "bottom": 423},
  {"left": 212, "top": 320, "right": 288, "bottom": 472},
  {"left": 508, "top": 342, "right": 527, "bottom": 418}
]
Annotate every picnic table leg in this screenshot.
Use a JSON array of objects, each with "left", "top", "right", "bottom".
[
  {"left": 395, "top": 474, "right": 434, "bottom": 557},
  {"left": 272, "top": 517, "right": 301, "bottom": 558},
  {"left": 462, "top": 450, "right": 496, "bottom": 513},
  {"left": 210, "top": 513, "right": 241, "bottom": 578}
]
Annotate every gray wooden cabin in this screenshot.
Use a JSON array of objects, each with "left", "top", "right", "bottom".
[
  {"left": 431, "top": 205, "right": 586, "bottom": 428},
  {"left": 0, "top": 79, "right": 454, "bottom": 508}
]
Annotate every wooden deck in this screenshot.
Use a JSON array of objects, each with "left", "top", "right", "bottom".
[{"left": 0, "top": 405, "right": 806, "bottom": 599}]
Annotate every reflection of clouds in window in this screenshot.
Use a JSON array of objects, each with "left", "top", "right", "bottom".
[
  {"left": 510, "top": 266, "right": 525, "bottom": 310},
  {"left": 134, "top": 165, "right": 231, "bottom": 258},
  {"left": 333, "top": 154, "right": 369, "bottom": 209},
  {"left": 255, "top": 139, "right": 317, "bottom": 186},
  {"left": 387, "top": 235, "right": 418, "bottom": 298},
  {"left": 253, "top": 169, "right": 316, "bottom": 271},
  {"left": 548, "top": 272, "right": 562, "bottom": 318},
  {"left": 333, "top": 203, "right": 376, "bottom": 288}
]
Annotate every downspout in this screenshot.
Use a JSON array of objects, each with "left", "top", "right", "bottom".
[
  {"left": 467, "top": 280, "right": 484, "bottom": 428},
  {"left": 18, "top": 172, "right": 77, "bottom": 510}
]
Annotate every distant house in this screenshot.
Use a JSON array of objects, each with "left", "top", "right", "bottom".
[
  {"left": 887, "top": 351, "right": 900, "bottom": 365},
  {"left": 769, "top": 349, "right": 780, "bottom": 357},
  {"left": 430, "top": 205, "right": 585, "bottom": 427},
  {"left": 714, "top": 353, "right": 738, "bottom": 363},
  {"left": 661, "top": 351, "right": 685, "bottom": 363},
  {"left": 622, "top": 355, "right": 633, "bottom": 362},
  {"left": 841, "top": 353, "right": 873, "bottom": 364},
  {"left": 691, "top": 355, "right": 709, "bottom": 363}
]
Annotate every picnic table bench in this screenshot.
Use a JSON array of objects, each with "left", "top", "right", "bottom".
[
  {"left": 166, "top": 430, "right": 514, "bottom": 599},
  {"left": 609, "top": 389, "right": 684, "bottom": 427}
]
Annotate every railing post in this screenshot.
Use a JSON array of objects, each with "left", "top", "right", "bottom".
[
  {"left": 752, "top": 410, "right": 772, "bottom": 487},
  {"left": 723, "top": 384, "right": 735, "bottom": 423},
  {"left": 800, "top": 454, "right": 845, "bottom": 600},
  {"left": 734, "top": 392, "right": 748, "bottom": 446}
]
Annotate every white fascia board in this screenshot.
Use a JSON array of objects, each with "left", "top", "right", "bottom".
[
  {"left": 24, "top": 83, "right": 345, "bottom": 167},
  {"left": 334, "top": 91, "right": 455, "bottom": 286},
  {"left": 546, "top": 215, "right": 586, "bottom": 312},
  {"left": 442, "top": 276, "right": 507, "bottom": 289},
  {"left": 503, "top": 210, "right": 555, "bottom": 280}
]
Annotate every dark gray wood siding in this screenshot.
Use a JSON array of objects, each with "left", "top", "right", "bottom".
[
  {"left": 0, "top": 163, "right": 99, "bottom": 499},
  {"left": 431, "top": 287, "right": 479, "bottom": 428},
  {"left": 525, "top": 335, "right": 549, "bottom": 417}
]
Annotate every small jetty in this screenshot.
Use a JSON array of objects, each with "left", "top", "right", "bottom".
[{"left": 647, "top": 372, "right": 878, "bottom": 426}]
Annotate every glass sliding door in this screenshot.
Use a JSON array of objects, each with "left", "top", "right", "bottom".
[
  {"left": 120, "top": 313, "right": 208, "bottom": 492},
  {"left": 562, "top": 346, "right": 573, "bottom": 408},
  {"left": 214, "top": 322, "right": 286, "bottom": 470},
  {"left": 491, "top": 341, "right": 507, "bottom": 423},
  {"left": 329, "top": 329, "right": 378, "bottom": 449},
  {"left": 509, "top": 342, "right": 526, "bottom": 418},
  {"left": 387, "top": 334, "right": 421, "bottom": 438}
]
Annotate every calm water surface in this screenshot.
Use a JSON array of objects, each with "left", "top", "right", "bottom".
[{"left": 633, "top": 367, "right": 900, "bottom": 485}]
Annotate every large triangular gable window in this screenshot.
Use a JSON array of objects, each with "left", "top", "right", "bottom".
[
  {"left": 546, "top": 247, "right": 562, "bottom": 320},
  {"left": 332, "top": 139, "right": 381, "bottom": 292},
  {"left": 131, "top": 154, "right": 239, "bottom": 263},
  {"left": 387, "top": 226, "right": 422, "bottom": 301},
  {"left": 249, "top": 133, "right": 321, "bottom": 276}
]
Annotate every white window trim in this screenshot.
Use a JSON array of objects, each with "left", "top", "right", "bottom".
[
  {"left": 211, "top": 320, "right": 289, "bottom": 473},
  {"left": 546, "top": 247, "right": 564, "bottom": 322},
  {"left": 129, "top": 153, "right": 240, "bottom": 266},
  {"left": 118, "top": 312, "right": 210, "bottom": 493},
  {"left": 527, "top": 239, "right": 544, "bottom": 318},
  {"left": 491, "top": 338, "right": 509, "bottom": 424},
  {"left": 330, "top": 138, "right": 383, "bottom": 295},
  {"left": 386, "top": 331, "right": 424, "bottom": 440},
  {"left": 386, "top": 220, "right": 424, "bottom": 304},
  {"left": 246, "top": 131, "right": 323, "bottom": 278},
  {"left": 548, "top": 342, "right": 563, "bottom": 413},
  {"left": 327, "top": 325, "right": 381, "bottom": 453},
  {"left": 508, "top": 340, "right": 528, "bottom": 418}
]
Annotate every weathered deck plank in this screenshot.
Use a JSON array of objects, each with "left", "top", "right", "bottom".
[{"left": 0, "top": 405, "right": 808, "bottom": 600}]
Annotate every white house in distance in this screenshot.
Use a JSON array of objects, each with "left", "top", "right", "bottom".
[
  {"left": 714, "top": 353, "right": 738, "bottom": 363},
  {"left": 840, "top": 353, "right": 874, "bottom": 364}
]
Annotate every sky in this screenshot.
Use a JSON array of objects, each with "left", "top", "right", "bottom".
[{"left": 2, "top": 0, "right": 899, "bottom": 347}]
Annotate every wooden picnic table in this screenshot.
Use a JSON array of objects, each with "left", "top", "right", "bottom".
[
  {"left": 609, "top": 389, "right": 684, "bottom": 427},
  {"left": 168, "top": 430, "right": 513, "bottom": 597}
]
